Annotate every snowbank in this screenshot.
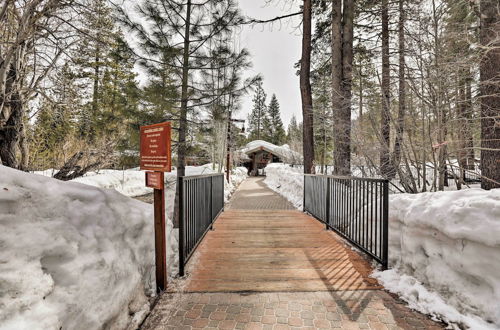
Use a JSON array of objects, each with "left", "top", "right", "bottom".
[
  {"left": 0, "top": 165, "right": 154, "bottom": 330},
  {"left": 41, "top": 164, "right": 246, "bottom": 277},
  {"left": 263, "top": 165, "right": 500, "bottom": 329},
  {"left": 264, "top": 163, "right": 303, "bottom": 209},
  {"left": 71, "top": 165, "right": 220, "bottom": 198},
  {"left": 374, "top": 188, "right": 500, "bottom": 329}
]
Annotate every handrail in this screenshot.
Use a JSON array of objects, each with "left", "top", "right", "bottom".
[
  {"left": 303, "top": 174, "right": 389, "bottom": 269},
  {"left": 178, "top": 173, "right": 224, "bottom": 276},
  {"left": 303, "top": 173, "right": 389, "bottom": 183},
  {"left": 180, "top": 173, "right": 224, "bottom": 180}
]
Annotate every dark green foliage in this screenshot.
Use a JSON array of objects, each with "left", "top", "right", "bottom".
[{"left": 266, "top": 94, "right": 286, "bottom": 145}]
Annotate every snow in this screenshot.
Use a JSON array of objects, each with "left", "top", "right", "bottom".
[
  {"left": 263, "top": 164, "right": 500, "bottom": 329},
  {"left": 0, "top": 165, "right": 154, "bottom": 330},
  {"left": 374, "top": 188, "right": 500, "bottom": 329},
  {"left": 62, "top": 164, "right": 246, "bottom": 277},
  {"left": 373, "top": 270, "right": 497, "bottom": 330},
  {"left": 68, "top": 164, "right": 246, "bottom": 276},
  {"left": 264, "top": 163, "right": 303, "bottom": 209},
  {"left": 1, "top": 164, "right": 246, "bottom": 330}
]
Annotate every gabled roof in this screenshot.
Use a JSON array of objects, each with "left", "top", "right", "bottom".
[{"left": 239, "top": 140, "right": 302, "bottom": 163}]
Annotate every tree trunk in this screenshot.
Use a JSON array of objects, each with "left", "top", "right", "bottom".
[
  {"left": 174, "top": 0, "right": 192, "bottom": 228},
  {"left": 339, "top": 0, "right": 354, "bottom": 175},
  {"left": 457, "top": 74, "right": 468, "bottom": 182},
  {"left": 480, "top": 0, "right": 500, "bottom": 189},
  {"left": 465, "top": 74, "right": 475, "bottom": 168},
  {"left": 380, "top": 0, "right": 391, "bottom": 178},
  {"left": 300, "top": 0, "right": 315, "bottom": 174},
  {"left": 0, "top": 64, "right": 22, "bottom": 169},
  {"left": 392, "top": 0, "right": 405, "bottom": 174},
  {"left": 331, "top": 0, "right": 343, "bottom": 175}
]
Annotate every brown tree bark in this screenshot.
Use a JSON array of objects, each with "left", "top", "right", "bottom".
[
  {"left": 331, "top": 0, "right": 353, "bottom": 176},
  {"left": 392, "top": 0, "right": 405, "bottom": 175},
  {"left": 339, "top": 0, "right": 354, "bottom": 175},
  {"left": 0, "top": 64, "right": 22, "bottom": 168},
  {"left": 380, "top": 0, "right": 392, "bottom": 178},
  {"left": 480, "top": 0, "right": 500, "bottom": 190},
  {"left": 300, "top": 0, "right": 315, "bottom": 174},
  {"left": 331, "top": 0, "right": 343, "bottom": 175}
]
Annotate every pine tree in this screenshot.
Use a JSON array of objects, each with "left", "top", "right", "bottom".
[
  {"left": 120, "top": 0, "right": 246, "bottom": 226},
  {"left": 266, "top": 94, "right": 286, "bottom": 145},
  {"left": 73, "top": 0, "right": 116, "bottom": 139},
  {"left": 287, "top": 115, "right": 303, "bottom": 155},
  {"left": 30, "top": 64, "right": 79, "bottom": 169},
  {"left": 248, "top": 81, "right": 267, "bottom": 140}
]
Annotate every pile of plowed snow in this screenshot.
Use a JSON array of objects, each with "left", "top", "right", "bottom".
[
  {"left": 0, "top": 165, "right": 154, "bottom": 330},
  {"left": 373, "top": 188, "right": 500, "bottom": 330}
]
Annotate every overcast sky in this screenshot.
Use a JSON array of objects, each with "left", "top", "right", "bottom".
[{"left": 237, "top": 1, "right": 302, "bottom": 128}]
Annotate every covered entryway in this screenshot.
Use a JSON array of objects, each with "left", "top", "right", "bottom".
[{"left": 238, "top": 140, "right": 302, "bottom": 176}]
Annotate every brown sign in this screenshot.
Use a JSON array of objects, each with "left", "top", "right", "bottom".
[
  {"left": 145, "top": 171, "right": 164, "bottom": 190},
  {"left": 140, "top": 122, "right": 172, "bottom": 172}
]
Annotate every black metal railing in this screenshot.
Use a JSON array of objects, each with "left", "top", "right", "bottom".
[
  {"left": 179, "top": 173, "right": 224, "bottom": 276},
  {"left": 304, "top": 174, "right": 389, "bottom": 269}
]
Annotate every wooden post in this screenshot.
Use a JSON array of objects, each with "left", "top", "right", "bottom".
[
  {"left": 154, "top": 172, "right": 167, "bottom": 292},
  {"left": 140, "top": 122, "right": 172, "bottom": 293}
]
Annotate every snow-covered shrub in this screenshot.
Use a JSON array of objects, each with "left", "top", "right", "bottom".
[{"left": 0, "top": 165, "right": 155, "bottom": 330}]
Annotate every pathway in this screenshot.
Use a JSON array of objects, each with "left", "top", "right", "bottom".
[{"left": 142, "top": 177, "right": 444, "bottom": 329}]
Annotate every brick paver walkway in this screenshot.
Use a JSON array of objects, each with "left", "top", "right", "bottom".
[{"left": 141, "top": 178, "right": 445, "bottom": 329}]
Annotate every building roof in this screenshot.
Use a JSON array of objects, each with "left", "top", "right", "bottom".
[{"left": 239, "top": 140, "right": 302, "bottom": 164}]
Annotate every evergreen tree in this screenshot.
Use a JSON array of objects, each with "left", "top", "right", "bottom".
[
  {"left": 266, "top": 94, "right": 286, "bottom": 145},
  {"left": 73, "top": 0, "right": 116, "bottom": 139},
  {"left": 30, "top": 64, "right": 79, "bottom": 169},
  {"left": 247, "top": 81, "right": 267, "bottom": 140},
  {"left": 120, "top": 0, "right": 247, "bottom": 227}
]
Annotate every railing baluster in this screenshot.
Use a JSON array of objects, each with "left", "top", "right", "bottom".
[
  {"left": 303, "top": 174, "right": 389, "bottom": 268},
  {"left": 178, "top": 174, "right": 225, "bottom": 276}
]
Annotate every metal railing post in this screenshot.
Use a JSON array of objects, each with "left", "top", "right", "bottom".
[
  {"left": 210, "top": 175, "right": 214, "bottom": 230},
  {"left": 303, "top": 175, "right": 306, "bottom": 212},
  {"left": 325, "top": 177, "right": 330, "bottom": 230},
  {"left": 178, "top": 176, "right": 185, "bottom": 277},
  {"left": 382, "top": 180, "right": 389, "bottom": 270}
]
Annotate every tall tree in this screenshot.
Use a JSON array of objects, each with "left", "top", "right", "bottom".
[
  {"left": 331, "top": 0, "right": 354, "bottom": 176},
  {"left": 300, "top": 0, "right": 315, "bottom": 173},
  {"left": 479, "top": 0, "right": 500, "bottom": 189},
  {"left": 121, "top": 0, "right": 245, "bottom": 226},
  {"left": 392, "top": 0, "right": 406, "bottom": 173},
  {"left": 266, "top": 94, "right": 286, "bottom": 145},
  {"left": 248, "top": 81, "right": 267, "bottom": 140},
  {"left": 380, "top": 0, "right": 392, "bottom": 178},
  {"left": 0, "top": 0, "right": 75, "bottom": 169}
]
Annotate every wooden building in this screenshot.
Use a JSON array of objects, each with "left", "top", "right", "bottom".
[{"left": 238, "top": 140, "right": 302, "bottom": 176}]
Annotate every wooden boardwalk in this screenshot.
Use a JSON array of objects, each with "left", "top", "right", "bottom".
[
  {"left": 144, "top": 178, "right": 445, "bottom": 330},
  {"left": 184, "top": 208, "right": 380, "bottom": 292}
]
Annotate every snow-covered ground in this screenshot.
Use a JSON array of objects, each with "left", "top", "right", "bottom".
[
  {"left": 374, "top": 189, "right": 500, "bottom": 330},
  {"left": 68, "top": 164, "right": 246, "bottom": 276},
  {"left": 0, "top": 165, "right": 154, "bottom": 330},
  {"left": 264, "top": 163, "right": 500, "bottom": 330},
  {"left": 1, "top": 164, "right": 246, "bottom": 330},
  {"left": 264, "top": 164, "right": 303, "bottom": 209}
]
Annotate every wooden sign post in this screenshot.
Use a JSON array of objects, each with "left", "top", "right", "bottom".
[{"left": 140, "top": 122, "right": 172, "bottom": 293}]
